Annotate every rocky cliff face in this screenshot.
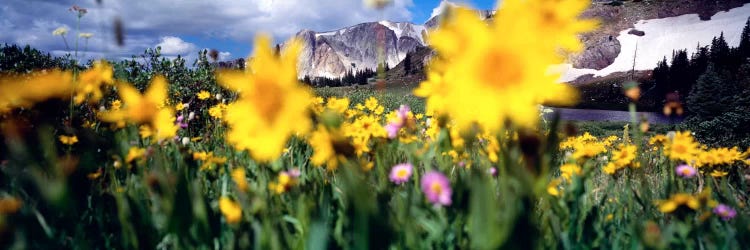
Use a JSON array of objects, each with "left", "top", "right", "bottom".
[
  {"left": 294, "top": 21, "right": 425, "bottom": 78},
  {"left": 292, "top": 0, "right": 750, "bottom": 81}
]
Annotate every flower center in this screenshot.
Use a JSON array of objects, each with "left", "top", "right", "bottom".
[
  {"left": 479, "top": 50, "right": 523, "bottom": 90},
  {"left": 396, "top": 168, "right": 408, "bottom": 178},
  {"left": 252, "top": 78, "right": 284, "bottom": 123},
  {"left": 672, "top": 144, "right": 687, "bottom": 154},
  {"left": 430, "top": 182, "right": 443, "bottom": 194}
]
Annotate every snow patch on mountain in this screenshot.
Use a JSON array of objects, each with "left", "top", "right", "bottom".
[
  {"left": 379, "top": 21, "right": 426, "bottom": 44},
  {"left": 430, "top": 0, "right": 458, "bottom": 19},
  {"left": 558, "top": 3, "right": 750, "bottom": 82}
]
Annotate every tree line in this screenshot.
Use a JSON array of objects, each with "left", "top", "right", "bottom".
[{"left": 651, "top": 17, "right": 750, "bottom": 147}]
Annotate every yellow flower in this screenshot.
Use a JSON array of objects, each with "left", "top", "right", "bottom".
[
  {"left": 520, "top": 0, "right": 598, "bottom": 52},
  {"left": 657, "top": 193, "right": 700, "bottom": 213},
  {"left": 571, "top": 141, "right": 606, "bottom": 160},
  {"left": 152, "top": 109, "right": 179, "bottom": 140},
  {"left": 648, "top": 134, "right": 668, "bottom": 146},
  {"left": 364, "top": 97, "right": 379, "bottom": 111},
  {"left": 209, "top": 104, "right": 226, "bottom": 119},
  {"left": 197, "top": 90, "right": 210, "bottom": 100},
  {"left": 710, "top": 170, "right": 728, "bottom": 178},
  {"left": 175, "top": 103, "right": 185, "bottom": 111},
  {"left": 547, "top": 178, "right": 562, "bottom": 196},
  {"left": 559, "top": 163, "right": 581, "bottom": 181},
  {"left": 87, "top": 168, "right": 103, "bottom": 180},
  {"left": 231, "top": 168, "right": 248, "bottom": 191},
  {"left": 268, "top": 171, "right": 299, "bottom": 194},
  {"left": 125, "top": 147, "right": 146, "bottom": 163},
  {"left": 325, "top": 97, "right": 350, "bottom": 114},
  {"left": 139, "top": 125, "right": 153, "bottom": 139},
  {"left": 216, "top": 35, "right": 312, "bottom": 162},
  {"left": 602, "top": 162, "right": 617, "bottom": 175},
  {"left": 59, "top": 135, "right": 78, "bottom": 145},
  {"left": 611, "top": 144, "right": 637, "bottom": 167},
  {"left": 309, "top": 125, "right": 338, "bottom": 169},
  {"left": 355, "top": 103, "right": 365, "bottom": 111},
  {"left": 99, "top": 76, "right": 177, "bottom": 141},
  {"left": 416, "top": 3, "right": 591, "bottom": 132},
  {"left": 713, "top": 147, "right": 742, "bottom": 165},
  {"left": 192, "top": 151, "right": 227, "bottom": 170},
  {"left": 373, "top": 105, "right": 384, "bottom": 115},
  {"left": 74, "top": 60, "right": 114, "bottom": 104},
  {"left": 665, "top": 131, "right": 699, "bottom": 163},
  {"left": 111, "top": 100, "right": 122, "bottom": 110},
  {"left": 0, "top": 70, "right": 74, "bottom": 113},
  {"left": 219, "top": 197, "right": 242, "bottom": 224}
]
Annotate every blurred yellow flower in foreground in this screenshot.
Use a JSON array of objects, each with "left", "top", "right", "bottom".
[
  {"left": 125, "top": 147, "right": 146, "bottom": 163},
  {"left": 219, "top": 197, "right": 242, "bottom": 224},
  {"left": 231, "top": 168, "right": 248, "bottom": 191},
  {"left": 98, "top": 76, "right": 178, "bottom": 140},
  {"left": 0, "top": 70, "right": 74, "bottom": 113},
  {"left": 74, "top": 60, "right": 114, "bottom": 104},
  {"left": 416, "top": 0, "right": 595, "bottom": 132},
  {"left": 217, "top": 35, "right": 312, "bottom": 162}
]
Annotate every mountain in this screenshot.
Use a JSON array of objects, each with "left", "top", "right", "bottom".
[
  {"left": 292, "top": 1, "right": 493, "bottom": 79},
  {"left": 293, "top": 0, "right": 750, "bottom": 82},
  {"left": 294, "top": 21, "right": 426, "bottom": 78}
]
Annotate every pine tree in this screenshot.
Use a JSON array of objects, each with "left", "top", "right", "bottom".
[
  {"left": 738, "top": 17, "right": 750, "bottom": 60},
  {"left": 710, "top": 33, "right": 731, "bottom": 68},
  {"left": 687, "top": 65, "right": 728, "bottom": 120},
  {"left": 652, "top": 56, "right": 670, "bottom": 99},
  {"left": 688, "top": 45, "right": 710, "bottom": 85},
  {"left": 403, "top": 53, "right": 412, "bottom": 74},
  {"left": 669, "top": 49, "right": 690, "bottom": 94}
]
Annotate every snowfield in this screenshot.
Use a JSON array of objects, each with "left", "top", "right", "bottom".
[{"left": 557, "top": 3, "right": 750, "bottom": 82}]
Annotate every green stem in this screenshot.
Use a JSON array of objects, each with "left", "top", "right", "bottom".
[{"left": 74, "top": 16, "right": 80, "bottom": 59}]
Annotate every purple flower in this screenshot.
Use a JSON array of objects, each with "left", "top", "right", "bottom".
[
  {"left": 421, "top": 171, "right": 452, "bottom": 206},
  {"left": 176, "top": 115, "right": 189, "bottom": 128},
  {"left": 287, "top": 168, "right": 301, "bottom": 178},
  {"left": 385, "top": 123, "right": 400, "bottom": 139},
  {"left": 488, "top": 167, "right": 497, "bottom": 177},
  {"left": 384, "top": 105, "right": 411, "bottom": 139},
  {"left": 675, "top": 164, "right": 697, "bottom": 178},
  {"left": 714, "top": 204, "right": 737, "bottom": 221},
  {"left": 389, "top": 163, "right": 413, "bottom": 185},
  {"left": 397, "top": 105, "right": 410, "bottom": 121}
]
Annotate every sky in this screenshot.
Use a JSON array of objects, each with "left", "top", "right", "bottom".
[{"left": 0, "top": 0, "right": 497, "bottom": 63}]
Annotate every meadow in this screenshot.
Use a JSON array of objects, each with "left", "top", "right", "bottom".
[{"left": 1, "top": 0, "right": 749, "bottom": 249}]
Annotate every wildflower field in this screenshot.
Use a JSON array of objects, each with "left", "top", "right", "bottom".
[{"left": 1, "top": 0, "right": 749, "bottom": 249}]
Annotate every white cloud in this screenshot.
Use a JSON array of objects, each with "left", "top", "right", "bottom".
[
  {"left": 219, "top": 51, "right": 232, "bottom": 61},
  {"left": 0, "top": 0, "right": 415, "bottom": 62},
  {"left": 156, "top": 36, "right": 196, "bottom": 55}
]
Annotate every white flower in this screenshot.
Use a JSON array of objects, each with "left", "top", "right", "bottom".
[
  {"left": 188, "top": 112, "right": 195, "bottom": 121},
  {"left": 52, "top": 27, "right": 69, "bottom": 36},
  {"left": 215, "top": 93, "right": 222, "bottom": 100},
  {"left": 79, "top": 33, "right": 94, "bottom": 39},
  {"left": 181, "top": 137, "right": 190, "bottom": 146}
]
